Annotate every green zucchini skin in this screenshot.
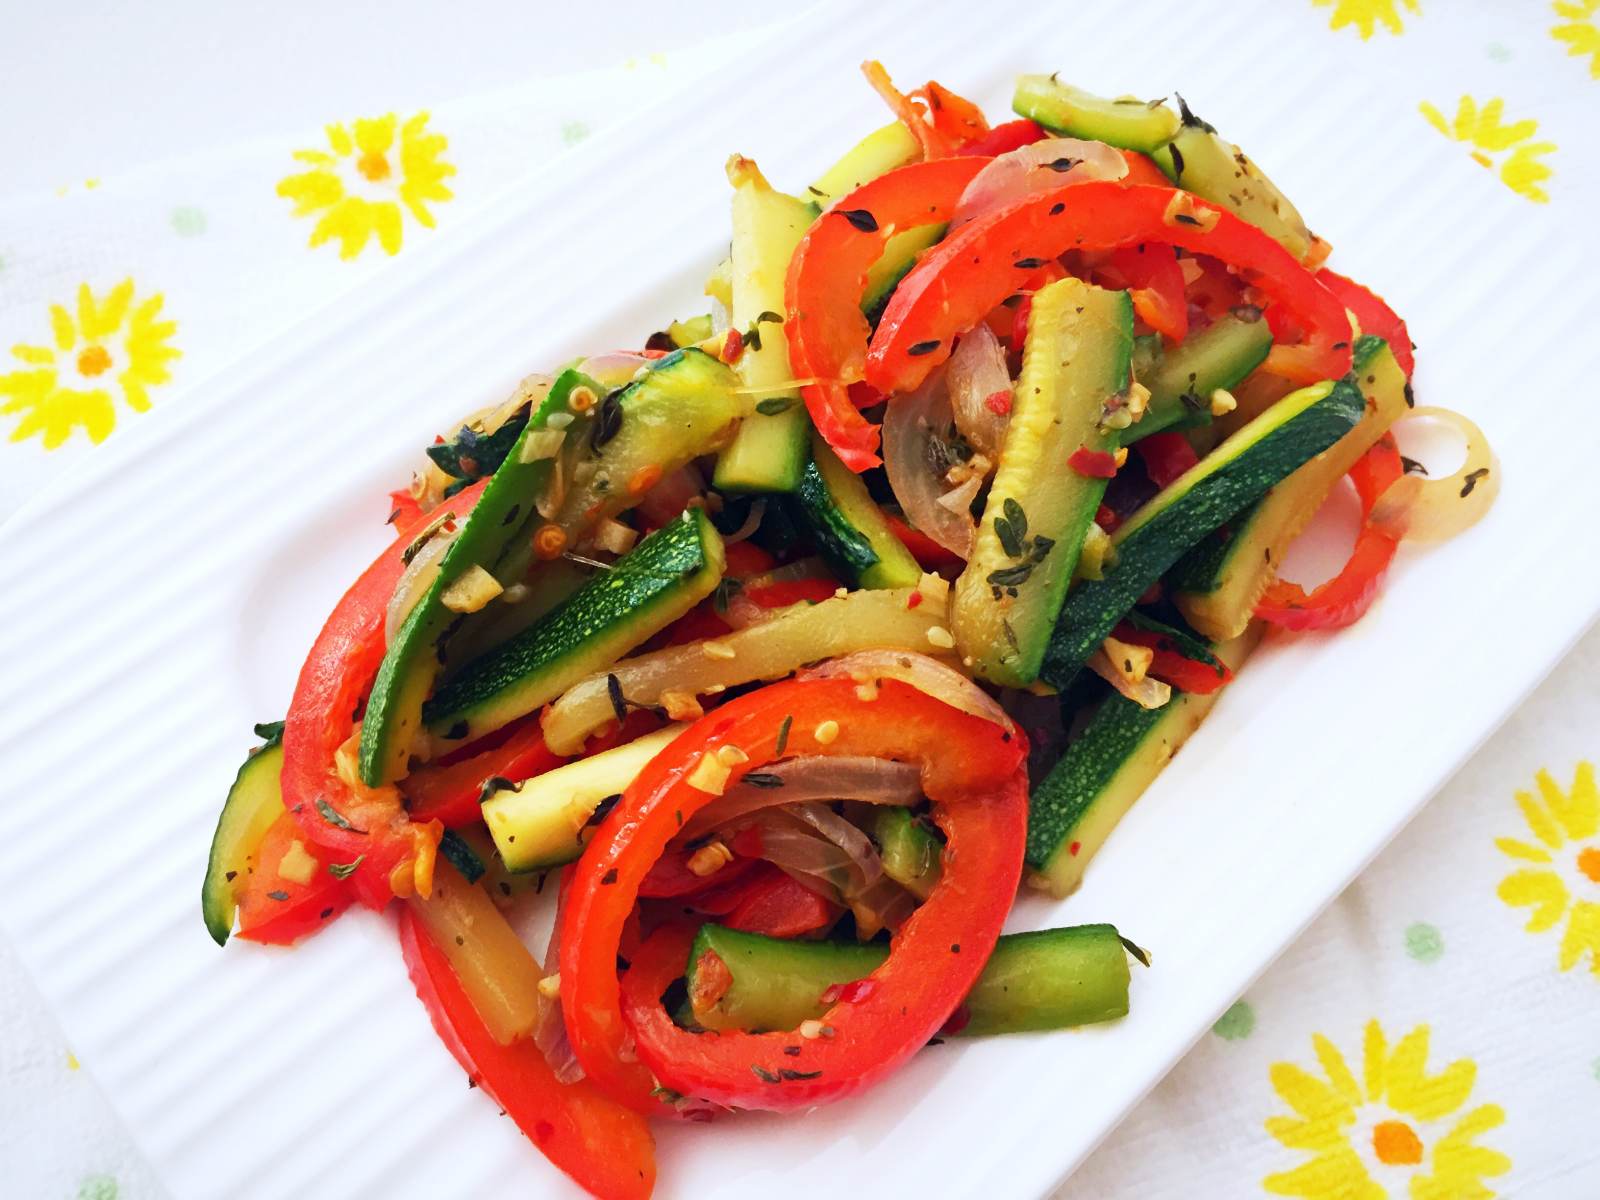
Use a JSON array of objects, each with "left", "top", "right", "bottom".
[
  {"left": 790, "top": 435, "right": 921, "bottom": 589},
  {"left": 423, "top": 508, "right": 725, "bottom": 748},
  {"left": 1125, "top": 314, "right": 1273, "bottom": 444},
  {"left": 201, "top": 725, "right": 286, "bottom": 946},
  {"left": 1025, "top": 625, "right": 1257, "bottom": 896},
  {"left": 360, "top": 368, "right": 594, "bottom": 785},
  {"left": 713, "top": 160, "right": 815, "bottom": 495},
  {"left": 684, "top": 922, "right": 1132, "bottom": 1035},
  {"left": 873, "top": 807, "right": 943, "bottom": 900},
  {"left": 1171, "top": 336, "right": 1403, "bottom": 638},
  {"left": 953, "top": 278, "right": 1133, "bottom": 687},
  {"left": 862, "top": 224, "right": 946, "bottom": 326},
  {"left": 1012, "top": 75, "right": 1179, "bottom": 152},
  {"left": 1153, "top": 100, "right": 1314, "bottom": 262},
  {"left": 1039, "top": 377, "right": 1364, "bottom": 686}
]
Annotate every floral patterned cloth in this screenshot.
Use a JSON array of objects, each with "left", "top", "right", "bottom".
[{"left": 2, "top": 4, "right": 1597, "bottom": 1198}]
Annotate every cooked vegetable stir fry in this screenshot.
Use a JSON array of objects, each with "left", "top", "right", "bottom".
[{"left": 202, "top": 62, "right": 1495, "bottom": 1198}]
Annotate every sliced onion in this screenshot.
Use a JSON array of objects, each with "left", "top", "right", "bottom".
[
  {"left": 745, "top": 810, "right": 865, "bottom": 896},
  {"left": 801, "top": 650, "right": 1015, "bottom": 732},
  {"left": 950, "top": 137, "right": 1128, "bottom": 230},
  {"left": 721, "top": 558, "right": 837, "bottom": 629},
  {"left": 791, "top": 803, "right": 883, "bottom": 886},
  {"left": 579, "top": 352, "right": 655, "bottom": 389},
  {"left": 533, "top": 882, "right": 584, "bottom": 1084},
  {"left": 934, "top": 473, "right": 982, "bottom": 516},
  {"left": 384, "top": 523, "right": 455, "bottom": 646},
  {"left": 1369, "top": 407, "right": 1499, "bottom": 544},
  {"left": 721, "top": 498, "right": 767, "bottom": 545},
  {"left": 635, "top": 463, "right": 706, "bottom": 528},
  {"left": 883, "top": 368, "right": 976, "bottom": 558},
  {"left": 679, "top": 757, "right": 922, "bottom": 841},
  {"left": 946, "top": 323, "right": 1011, "bottom": 458},
  {"left": 846, "top": 873, "right": 919, "bottom": 939},
  {"left": 1087, "top": 649, "right": 1172, "bottom": 710}
]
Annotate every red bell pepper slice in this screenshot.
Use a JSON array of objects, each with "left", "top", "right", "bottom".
[
  {"left": 560, "top": 676, "right": 1027, "bottom": 1113},
  {"left": 1101, "top": 245, "right": 1188, "bottom": 342},
  {"left": 399, "top": 717, "right": 565, "bottom": 828},
  {"left": 235, "top": 812, "right": 355, "bottom": 945},
  {"left": 861, "top": 63, "right": 989, "bottom": 159},
  {"left": 397, "top": 906, "right": 655, "bottom": 1200},
  {"left": 1119, "top": 150, "right": 1174, "bottom": 187},
  {"left": 723, "top": 869, "right": 841, "bottom": 938},
  {"left": 884, "top": 512, "right": 965, "bottom": 570},
  {"left": 1111, "top": 624, "right": 1234, "bottom": 695},
  {"left": 722, "top": 540, "right": 778, "bottom": 578},
  {"left": 1316, "top": 267, "right": 1415, "bottom": 379},
  {"left": 957, "top": 118, "right": 1045, "bottom": 157},
  {"left": 1136, "top": 431, "right": 1200, "bottom": 489},
  {"left": 866, "top": 183, "right": 1352, "bottom": 396},
  {"left": 742, "top": 578, "right": 842, "bottom": 608},
  {"left": 676, "top": 861, "right": 842, "bottom": 938},
  {"left": 399, "top": 710, "right": 662, "bottom": 828},
  {"left": 1256, "top": 436, "right": 1404, "bottom": 631},
  {"left": 684, "top": 863, "right": 843, "bottom": 939},
  {"left": 785, "top": 156, "right": 991, "bottom": 471},
  {"left": 281, "top": 480, "right": 488, "bottom": 907},
  {"left": 386, "top": 487, "right": 424, "bottom": 532}
]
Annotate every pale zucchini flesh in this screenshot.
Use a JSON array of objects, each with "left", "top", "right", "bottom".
[
  {"left": 807, "top": 121, "right": 922, "bottom": 207},
  {"left": 1174, "top": 336, "right": 1408, "bottom": 640},
  {"left": 713, "top": 158, "right": 815, "bottom": 494},
  {"left": 483, "top": 725, "right": 686, "bottom": 872},
  {"left": 954, "top": 277, "right": 1133, "bottom": 687},
  {"left": 425, "top": 508, "right": 725, "bottom": 749},
  {"left": 540, "top": 581, "right": 952, "bottom": 754},
  {"left": 361, "top": 371, "right": 581, "bottom": 785},
  {"left": 553, "top": 347, "right": 744, "bottom": 532},
  {"left": 793, "top": 433, "right": 922, "bottom": 590},
  {"left": 201, "top": 737, "right": 285, "bottom": 947},
  {"left": 1155, "top": 102, "right": 1315, "bottom": 263},
  {"left": 1040, "top": 377, "right": 1365, "bottom": 685},
  {"left": 1012, "top": 75, "right": 1179, "bottom": 152}
]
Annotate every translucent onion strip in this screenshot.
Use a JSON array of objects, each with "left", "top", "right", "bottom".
[{"left": 1370, "top": 406, "right": 1499, "bottom": 544}]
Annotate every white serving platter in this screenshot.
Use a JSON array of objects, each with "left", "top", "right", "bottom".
[{"left": 3, "top": 2, "right": 1598, "bottom": 1197}]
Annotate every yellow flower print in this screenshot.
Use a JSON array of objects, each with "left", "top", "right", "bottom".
[
  {"left": 1419, "top": 96, "right": 1556, "bottom": 203},
  {"left": 1495, "top": 762, "right": 1600, "bottom": 975},
  {"left": 1551, "top": 1, "right": 1600, "bottom": 78},
  {"left": 0, "top": 281, "right": 180, "bottom": 449},
  {"left": 277, "top": 111, "right": 455, "bottom": 260},
  {"left": 1264, "top": 1021, "right": 1510, "bottom": 1200},
  {"left": 1312, "top": 0, "right": 1419, "bottom": 39}
]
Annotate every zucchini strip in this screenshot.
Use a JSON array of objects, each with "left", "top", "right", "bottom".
[{"left": 541, "top": 580, "right": 953, "bottom": 755}]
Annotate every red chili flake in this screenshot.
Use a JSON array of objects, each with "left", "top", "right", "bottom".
[
  {"left": 1067, "top": 447, "right": 1119, "bottom": 478},
  {"left": 1068, "top": 841, "right": 1081, "bottom": 857},
  {"left": 1009, "top": 297, "right": 1033, "bottom": 348},
  {"left": 906, "top": 591, "right": 924, "bottom": 609},
  {"left": 940, "top": 1006, "right": 971, "bottom": 1037},
  {"left": 720, "top": 328, "right": 745, "bottom": 364},
  {"left": 984, "top": 389, "right": 1013, "bottom": 416},
  {"left": 1094, "top": 503, "right": 1120, "bottom": 532},
  {"left": 819, "top": 979, "right": 878, "bottom": 1006},
  {"left": 1139, "top": 581, "right": 1164, "bottom": 605}
]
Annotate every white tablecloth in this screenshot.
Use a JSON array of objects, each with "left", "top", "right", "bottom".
[{"left": 3, "top": 3, "right": 1596, "bottom": 1197}]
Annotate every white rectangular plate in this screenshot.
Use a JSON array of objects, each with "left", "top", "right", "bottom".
[{"left": 2, "top": 3, "right": 1596, "bottom": 1197}]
